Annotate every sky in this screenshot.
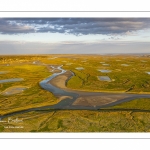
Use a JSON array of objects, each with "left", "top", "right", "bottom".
[{"left": 0, "top": 18, "right": 150, "bottom": 54}]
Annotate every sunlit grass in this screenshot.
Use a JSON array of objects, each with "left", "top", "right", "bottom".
[
  {"left": 0, "top": 61, "right": 58, "bottom": 115},
  {"left": 0, "top": 55, "right": 150, "bottom": 132},
  {"left": 1, "top": 109, "right": 150, "bottom": 132},
  {"left": 104, "top": 98, "right": 150, "bottom": 110}
]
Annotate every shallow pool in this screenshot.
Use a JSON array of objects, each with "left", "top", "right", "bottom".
[
  {"left": 121, "top": 64, "right": 129, "bottom": 66},
  {"left": 0, "top": 78, "right": 24, "bottom": 83},
  {"left": 146, "top": 72, "right": 150, "bottom": 75},
  {"left": 98, "top": 76, "right": 111, "bottom": 81},
  {"left": 97, "top": 69, "right": 111, "bottom": 73},
  {"left": 102, "top": 64, "right": 110, "bottom": 66},
  {"left": 75, "top": 67, "right": 84, "bottom": 70},
  {"left": 1, "top": 86, "right": 28, "bottom": 96}
]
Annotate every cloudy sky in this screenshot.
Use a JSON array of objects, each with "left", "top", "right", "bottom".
[{"left": 0, "top": 18, "right": 150, "bottom": 54}]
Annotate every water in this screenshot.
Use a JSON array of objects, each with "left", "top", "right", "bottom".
[
  {"left": 97, "top": 69, "right": 111, "bottom": 73},
  {"left": 146, "top": 72, "right": 150, "bottom": 75},
  {"left": 121, "top": 64, "right": 129, "bottom": 66},
  {"left": 1, "top": 87, "right": 27, "bottom": 95},
  {"left": 1, "top": 65, "right": 150, "bottom": 120},
  {"left": 102, "top": 64, "right": 110, "bottom": 66},
  {"left": 98, "top": 76, "right": 111, "bottom": 81},
  {"left": 39, "top": 65, "right": 79, "bottom": 108},
  {"left": 75, "top": 67, "right": 84, "bottom": 70},
  {"left": 0, "top": 78, "right": 24, "bottom": 83}
]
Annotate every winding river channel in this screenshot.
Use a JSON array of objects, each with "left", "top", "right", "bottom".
[{"left": 1, "top": 65, "right": 150, "bottom": 120}]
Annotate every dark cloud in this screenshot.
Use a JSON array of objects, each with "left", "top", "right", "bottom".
[
  {"left": 0, "top": 18, "right": 150, "bottom": 35},
  {"left": 0, "top": 19, "right": 35, "bottom": 34}
]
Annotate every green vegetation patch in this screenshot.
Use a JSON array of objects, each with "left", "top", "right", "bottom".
[
  {"left": 105, "top": 98, "right": 150, "bottom": 110},
  {"left": 0, "top": 58, "right": 58, "bottom": 115},
  {"left": 1, "top": 110, "right": 150, "bottom": 132}
]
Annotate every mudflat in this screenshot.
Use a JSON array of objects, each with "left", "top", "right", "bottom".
[
  {"left": 73, "top": 95, "right": 128, "bottom": 107},
  {"left": 49, "top": 70, "right": 72, "bottom": 89},
  {"left": 48, "top": 67, "right": 133, "bottom": 107}
]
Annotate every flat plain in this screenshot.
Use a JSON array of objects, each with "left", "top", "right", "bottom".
[{"left": 0, "top": 54, "right": 150, "bottom": 132}]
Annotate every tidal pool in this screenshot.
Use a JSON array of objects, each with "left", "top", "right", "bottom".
[
  {"left": 146, "top": 72, "right": 150, "bottom": 75},
  {"left": 1, "top": 86, "right": 28, "bottom": 96},
  {"left": 0, "top": 78, "right": 24, "bottom": 83},
  {"left": 97, "top": 69, "right": 111, "bottom": 73},
  {"left": 75, "top": 67, "right": 84, "bottom": 70},
  {"left": 102, "top": 64, "right": 110, "bottom": 66},
  {"left": 121, "top": 64, "right": 129, "bottom": 66},
  {"left": 98, "top": 76, "right": 111, "bottom": 82}
]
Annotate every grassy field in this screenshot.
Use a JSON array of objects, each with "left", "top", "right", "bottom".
[
  {"left": 1, "top": 108, "right": 150, "bottom": 132},
  {"left": 103, "top": 98, "right": 150, "bottom": 110},
  {"left": 0, "top": 57, "right": 58, "bottom": 115},
  {"left": 65, "top": 56, "right": 150, "bottom": 93},
  {"left": 40, "top": 54, "right": 150, "bottom": 93},
  {"left": 0, "top": 54, "right": 150, "bottom": 132}
]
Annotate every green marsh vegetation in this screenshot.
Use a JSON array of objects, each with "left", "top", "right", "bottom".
[
  {"left": 104, "top": 98, "right": 150, "bottom": 110},
  {"left": 1, "top": 54, "right": 150, "bottom": 132},
  {"left": 0, "top": 56, "right": 58, "bottom": 115},
  {"left": 60, "top": 55, "right": 150, "bottom": 93},
  {"left": 1, "top": 108, "right": 150, "bottom": 132}
]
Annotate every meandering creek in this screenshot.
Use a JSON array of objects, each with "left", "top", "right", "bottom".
[{"left": 1, "top": 65, "right": 150, "bottom": 120}]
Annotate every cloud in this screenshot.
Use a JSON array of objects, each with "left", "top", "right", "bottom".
[
  {"left": 0, "top": 18, "right": 150, "bottom": 35},
  {"left": 0, "top": 19, "right": 35, "bottom": 34}
]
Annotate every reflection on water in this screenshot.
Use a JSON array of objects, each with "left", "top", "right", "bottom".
[
  {"left": 121, "top": 64, "right": 129, "bottom": 66},
  {"left": 75, "top": 67, "right": 84, "bottom": 70},
  {"left": 39, "top": 65, "right": 79, "bottom": 109},
  {"left": 98, "top": 76, "right": 111, "bottom": 82},
  {"left": 1, "top": 65, "right": 150, "bottom": 120},
  {"left": 102, "top": 64, "right": 109, "bottom": 66},
  {"left": 0, "top": 78, "right": 24, "bottom": 83},
  {"left": 1, "top": 87, "right": 27, "bottom": 95},
  {"left": 97, "top": 69, "right": 111, "bottom": 73},
  {"left": 146, "top": 72, "right": 150, "bottom": 75}
]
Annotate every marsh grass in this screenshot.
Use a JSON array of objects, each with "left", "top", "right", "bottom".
[
  {"left": 61, "top": 55, "right": 150, "bottom": 93},
  {"left": 1, "top": 55, "right": 150, "bottom": 132},
  {"left": 1, "top": 109, "right": 150, "bottom": 132},
  {"left": 104, "top": 98, "right": 150, "bottom": 110},
  {"left": 0, "top": 60, "right": 58, "bottom": 115}
]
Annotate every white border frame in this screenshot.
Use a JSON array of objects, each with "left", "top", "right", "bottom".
[{"left": 0, "top": 11, "right": 150, "bottom": 140}]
